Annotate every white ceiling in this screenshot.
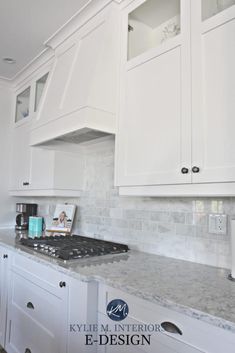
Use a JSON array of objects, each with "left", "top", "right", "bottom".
[{"left": 0, "top": 0, "right": 90, "bottom": 80}]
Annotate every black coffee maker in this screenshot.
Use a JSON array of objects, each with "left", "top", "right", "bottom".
[{"left": 15, "top": 203, "right": 38, "bottom": 231}]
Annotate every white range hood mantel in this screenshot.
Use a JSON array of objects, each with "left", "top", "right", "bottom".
[{"left": 30, "top": 3, "right": 120, "bottom": 146}]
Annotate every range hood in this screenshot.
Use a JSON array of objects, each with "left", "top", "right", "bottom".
[{"left": 30, "top": 4, "right": 119, "bottom": 146}]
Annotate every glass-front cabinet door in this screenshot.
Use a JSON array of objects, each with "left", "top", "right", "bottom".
[
  {"left": 15, "top": 86, "right": 30, "bottom": 123},
  {"left": 202, "top": 0, "right": 235, "bottom": 20},
  {"left": 34, "top": 72, "right": 49, "bottom": 112},
  {"left": 116, "top": 0, "right": 192, "bottom": 187},
  {"left": 127, "top": 0, "right": 181, "bottom": 60}
]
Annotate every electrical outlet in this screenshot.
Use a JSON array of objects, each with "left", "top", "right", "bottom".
[{"left": 208, "top": 214, "right": 227, "bottom": 234}]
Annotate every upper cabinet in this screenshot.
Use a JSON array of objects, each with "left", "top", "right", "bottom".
[
  {"left": 116, "top": 0, "right": 235, "bottom": 196},
  {"left": 30, "top": 4, "right": 120, "bottom": 146},
  {"left": 10, "top": 66, "right": 84, "bottom": 197},
  {"left": 191, "top": 1, "right": 235, "bottom": 185},
  {"left": 116, "top": 0, "right": 191, "bottom": 187}
]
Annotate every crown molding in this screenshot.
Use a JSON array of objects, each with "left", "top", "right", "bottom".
[
  {"left": 45, "top": 0, "right": 113, "bottom": 49},
  {"left": 0, "top": 0, "right": 119, "bottom": 87},
  {"left": 12, "top": 48, "right": 54, "bottom": 89}
]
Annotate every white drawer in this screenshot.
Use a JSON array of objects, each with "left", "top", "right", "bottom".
[
  {"left": 12, "top": 252, "right": 66, "bottom": 294},
  {"left": 11, "top": 271, "right": 67, "bottom": 333},
  {"left": 97, "top": 312, "right": 203, "bottom": 353},
  {"left": 98, "top": 285, "right": 235, "bottom": 353}
]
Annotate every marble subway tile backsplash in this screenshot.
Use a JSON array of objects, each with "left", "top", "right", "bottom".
[{"left": 32, "top": 138, "right": 235, "bottom": 269}]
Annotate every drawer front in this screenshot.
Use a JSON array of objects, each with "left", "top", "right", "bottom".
[
  {"left": 98, "top": 285, "right": 235, "bottom": 353},
  {"left": 11, "top": 271, "right": 65, "bottom": 333},
  {"left": 12, "top": 252, "right": 66, "bottom": 294},
  {"left": 97, "top": 313, "right": 203, "bottom": 353},
  {"left": 6, "top": 304, "right": 63, "bottom": 353}
]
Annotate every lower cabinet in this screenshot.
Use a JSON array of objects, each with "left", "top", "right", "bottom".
[
  {"left": 4, "top": 251, "right": 98, "bottom": 353},
  {"left": 98, "top": 285, "right": 235, "bottom": 353},
  {"left": 0, "top": 247, "right": 10, "bottom": 349},
  {"left": 6, "top": 255, "right": 68, "bottom": 353}
]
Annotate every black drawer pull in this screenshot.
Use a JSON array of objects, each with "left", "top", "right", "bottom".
[
  {"left": 23, "top": 182, "right": 30, "bottom": 186},
  {"left": 26, "top": 302, "right": 34, "bottom": 310},
  {"left": 192, "top": 166, "right": 200, "bottom": 173},
  {"left": 3, "top": 254, "right": 8, "bottom": 259},
  {"left": 181, "top": 167, "right": 189, "bottom": 174},
  {"left": 59, "top": 281, "right": 66, "bottom": 288},
  {"left": 161, "top": 321, "right": 182, "bottom": 335},
  {"left": 25, "top": 349, "right": 31, "bottom": 353}
]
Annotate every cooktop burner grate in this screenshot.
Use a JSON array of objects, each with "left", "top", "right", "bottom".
[{"left": 20, "top": 234, "right": 129, "bottom": 260}]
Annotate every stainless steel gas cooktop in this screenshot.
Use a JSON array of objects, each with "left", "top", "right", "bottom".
[{"left": 20, "top": 235, "right": 129, "bottom": 260}]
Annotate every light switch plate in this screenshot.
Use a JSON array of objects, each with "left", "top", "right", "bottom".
[{"left": 208, "top": 214, "right": 227, "bottom": 234}]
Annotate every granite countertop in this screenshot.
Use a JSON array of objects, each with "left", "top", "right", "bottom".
[{"left": 1, "top": 229, "right": 235, "bottom": 333}]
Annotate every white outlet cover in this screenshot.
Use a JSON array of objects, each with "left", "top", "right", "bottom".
[{"left": 208, "top": 214, "right": 227, "bottom": 234}]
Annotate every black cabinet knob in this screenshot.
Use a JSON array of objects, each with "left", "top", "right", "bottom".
[
  {"left": 27, "top": 302, "right": 34, "bottom": 310},
  {"left": 25, "top": 349, "right": 31, "bottom": 353},
  {"left": 3, "top": 254, "right": 8, "bottom": 259},
  {"left": 161, "top": 321, "right": 182, "bottom": 335},
  {"left": 59, "top": 281, "right": 66, "bottom": 288},
  {"left": 181, "top": 167, "right": 189, "bottom": 174},
  {"left": 192, "top": 166, "right": 200, "bottom": 173},
  {"left": 23, "top": 182, "right": 30, "bottom": 186}
]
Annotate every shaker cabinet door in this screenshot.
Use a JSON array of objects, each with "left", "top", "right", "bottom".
[
  {"left": 116, "top": 0, "right": 191, "bottom": 187},
  {"left": 117, "top": 48, "right": 188, "bottom": 186},
  {"left": 9, "top": 123, "right": 31, "bottom": 190},
  {"left": 191, "top": 2, "right": 235, "bottom": 183}
]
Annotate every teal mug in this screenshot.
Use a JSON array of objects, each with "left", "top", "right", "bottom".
[{"left": 28, "top": 216, "right": 44, "bottom": 238}]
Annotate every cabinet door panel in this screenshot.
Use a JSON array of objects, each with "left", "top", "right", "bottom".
[
  {"left": 117, "top": 47, "right": 190, "bottom": 186},
  {"left": 192, "top": 8, "right": 235, "bottom": 183},
  {"left": 9, "top": 124, "right": 31, "bottom": 190}
]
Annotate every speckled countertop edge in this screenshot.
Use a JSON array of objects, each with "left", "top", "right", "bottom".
[{"left": 1, "top": 229, "right": 235, "bottom": 334}]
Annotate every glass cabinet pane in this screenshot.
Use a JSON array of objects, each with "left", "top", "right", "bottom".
[
  {"left": 34, "top": 72, "right": 49, "bottom": 112},
  {"left": 202, "top": 0, "right": 235, "bottom": 21},
  {"left": 128, "top": 0, "right": 181, "bottom": 60},
  {"left": 15, "top": 87, "right": 30, "bottom": 123}
]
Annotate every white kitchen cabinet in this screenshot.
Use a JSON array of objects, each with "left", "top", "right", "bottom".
[
  {"left": 30, "top": 3, "right": 120, "bottom": 146},
  {"left": 116, "top": 0, "right": 235, "bottom": 196},
  {"left": 10, "top": 66, "right": 85, "bottom": 197},
  {"left": 0, "top": 246, "right": 10, "bottom": 349},
  {"left": 9, "top": 142, "right": 84, "bottom": 196},
  {"left": 9, "top": 122, "right": 31, "bottom": 191},
  {"left": 3, "top": 250, "right": 99, "bottom": 353},
  {"left": 98, "top": 285, "right": 235, "bottom": 353},
  {"left": 6, "top": 254, "right": 68, "bottom": 353},
  {"left": 116, "top": 0, "right": 191, "bottom": 187},
  {"left": 191, "top": 1, "right": 235, "bottom": 184}
]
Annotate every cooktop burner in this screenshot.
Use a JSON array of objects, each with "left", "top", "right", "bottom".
[{"left": 20, "top": 235, "right": 129, "bottom": 260}]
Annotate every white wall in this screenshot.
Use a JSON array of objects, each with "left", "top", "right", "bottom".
[{"left": 0, "top": 81, "right": 16, "bottom": 228}]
